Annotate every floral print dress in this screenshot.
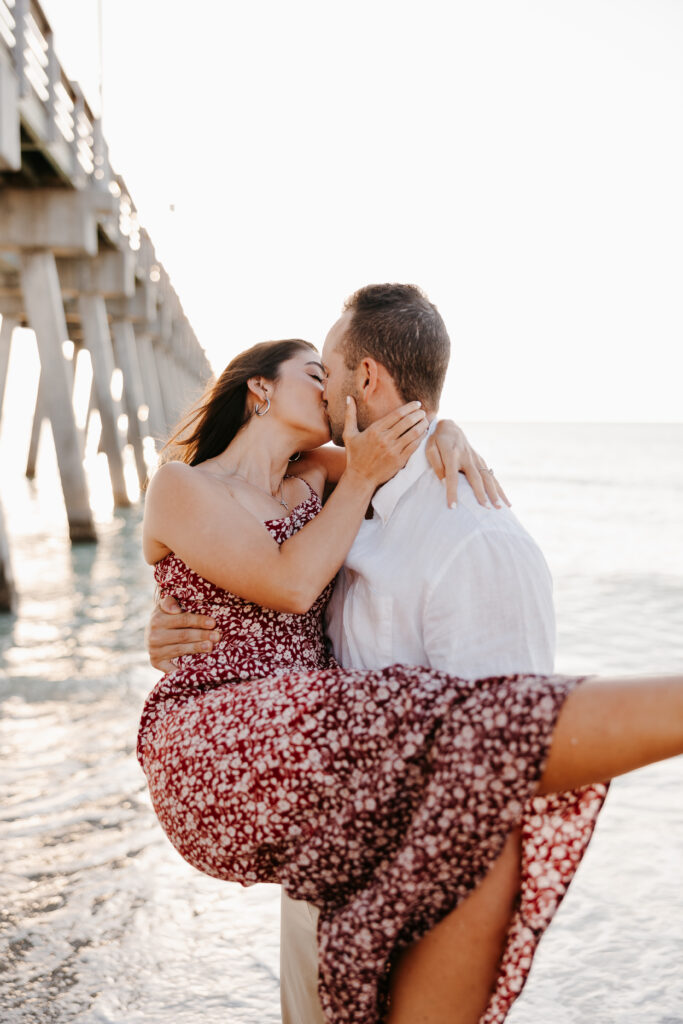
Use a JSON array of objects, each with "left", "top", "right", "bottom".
[{"left": 137, "top": 490, "right": 607, "bottom": 1023}]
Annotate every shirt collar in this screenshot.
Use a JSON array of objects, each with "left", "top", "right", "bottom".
[{"left": 371, "top": 419, "right": 439, "bottom": 525}]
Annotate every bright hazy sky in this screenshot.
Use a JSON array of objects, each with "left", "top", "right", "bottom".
[{"left": 37, "top": 0, "right": 683, "bottom": 421}]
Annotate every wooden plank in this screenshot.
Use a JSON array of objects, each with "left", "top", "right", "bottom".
[{"left": 0, "top": 44, "right": 20, "bottom": 171}]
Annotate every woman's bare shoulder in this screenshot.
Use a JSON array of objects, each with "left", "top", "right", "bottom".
[
  {"left": 147, "top": 459, "right": 194, "bottom": 491},
  {"left": 143, "top": 461, "right": 246, "bottom": 564},
  {"left": 147, "top": 460, "right": 228, "bottom": 502}
]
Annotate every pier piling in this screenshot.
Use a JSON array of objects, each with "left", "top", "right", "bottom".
[
  {"left": 110, "top": 318, "right": 150, "bottom": 491},
  {"left": 78, "top": 293, "right": 130, "bottom": 507},
  {"left": 20, "top": 251, "right": 96, "bottom": 542}
]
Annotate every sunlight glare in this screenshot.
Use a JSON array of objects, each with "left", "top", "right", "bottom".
[
  {"left": 110, "top": 368, "right": 123, "bottom": 402},
  {"left": 85, "top": 409, "right": 102, "bottom": 457},
  {"left": 143, "top": 435, "right": 159, "bottom": 475},
  {"left": 123, "top": 445, "right": 141, "bottom": 501},
  {"left": 84, "top": 447, "right": 116, "bottom": 519},
  {"left": 72, "top": 349, "right": 93, "bottom": 430}
]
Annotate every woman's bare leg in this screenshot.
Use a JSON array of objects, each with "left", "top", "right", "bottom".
[
  {"left": 387, "top": 830, "right": 521, "bottom": 1024},
  {"left": 539, "top": 674, "right": 683, "bottom": 793},
  {"left": 388, "top": 674, "right": 683, "bottom": 1023}
]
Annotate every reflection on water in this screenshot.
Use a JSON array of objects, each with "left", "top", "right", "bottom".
[
  {"left": 1, "top": 509, "right": 281, "bottom": 1024},
  {"left": 1, "top": 424, "right": 682, "bottom": 1023}
]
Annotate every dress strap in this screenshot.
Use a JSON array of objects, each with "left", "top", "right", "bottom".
[{"left": 288, "top": 475, "right": 321, "bottom": 503}]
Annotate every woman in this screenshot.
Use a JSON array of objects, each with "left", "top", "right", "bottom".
[{"left": 138, "top": 338, "right": 683, "bottom": 1024}]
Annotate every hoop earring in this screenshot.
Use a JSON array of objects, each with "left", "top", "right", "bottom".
[
  {"left": 254, "top": 397, "right": 270, "bottom": 417},
  {"left": 289, "top": 452, "right": 302, "bottom": 462}
]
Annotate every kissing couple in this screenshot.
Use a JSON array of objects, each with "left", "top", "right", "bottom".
[{"left": 138, "top": 283, "right": 683, "bottom": 1023}]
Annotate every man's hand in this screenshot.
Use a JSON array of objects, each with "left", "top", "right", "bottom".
[{"left": 147, "top": 594, "right": 220, "bottom": 674}]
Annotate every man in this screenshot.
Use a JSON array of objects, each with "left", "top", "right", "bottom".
[{"left": 148, "top": 284, "right": 555, "bottom": 1022}]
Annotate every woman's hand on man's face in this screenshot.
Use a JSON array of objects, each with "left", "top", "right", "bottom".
[
  {"left": 147, "top": 594, "right": 220, "bottom": 673},
  {"left": 342, "top": 397, "right": 429, "bottom": 488}
]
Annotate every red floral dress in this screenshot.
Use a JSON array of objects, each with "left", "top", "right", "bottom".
[{"left": 137, "top": 490, "right": 607, "bottom": 1024}]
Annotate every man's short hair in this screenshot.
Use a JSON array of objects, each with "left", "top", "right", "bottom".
[{"left": 341, "top": 283, "right": 450, "bottom": 409}]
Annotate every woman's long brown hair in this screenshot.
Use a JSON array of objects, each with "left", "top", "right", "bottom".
[{"left": 161, "top": 339, "right": 317, "bottom": 466}]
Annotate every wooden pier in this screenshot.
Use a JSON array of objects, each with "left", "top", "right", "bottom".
[{"left": 0, "top": 0, "right": 212, "bottom": 611}]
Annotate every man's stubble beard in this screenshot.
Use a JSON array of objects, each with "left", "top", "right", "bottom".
[{"left": 329, "top": 377, "right": 367, "bottom": 447}]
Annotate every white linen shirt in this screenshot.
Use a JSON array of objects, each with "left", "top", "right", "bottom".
[{"left": 324, "top": 427, "right": 556, "bottom": 677}]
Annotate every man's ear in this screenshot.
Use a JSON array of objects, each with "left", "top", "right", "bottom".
[{"left": 356, "top": 357, "right": 380, "bottom": 402}]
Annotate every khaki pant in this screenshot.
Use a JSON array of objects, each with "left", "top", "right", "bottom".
[{"left": 280, "top": 889, "right": 325, "bottom": 1024}]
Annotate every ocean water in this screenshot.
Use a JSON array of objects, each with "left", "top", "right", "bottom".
[{"left": 1, "top": 421, "right": 682, "bottom": 1024}]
